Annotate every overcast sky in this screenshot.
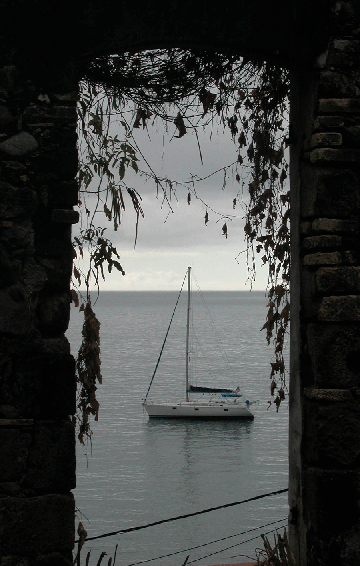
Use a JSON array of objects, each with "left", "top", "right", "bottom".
[{"left": 76, "top": 111, "right": 270, "bottom": 291}]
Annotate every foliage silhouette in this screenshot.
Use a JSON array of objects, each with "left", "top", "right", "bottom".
[{"left": 73, "top": 49, "right": 290, "bottom": 441}]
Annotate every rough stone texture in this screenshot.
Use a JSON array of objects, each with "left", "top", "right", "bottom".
[
  {"left": 327, "top": 39, "right": 360, "bottom": 68},
  {"left": 313, "top": 115, "right": 345, "bottom": 130},
  {"left": 0, "top": 132, "right": 39, "bottom": 157},
  {"left": 0, "top": 420, "right": 75, "bottom": 491},
  {"left": 0, "top": 494, "right": 75, "bottom": 554},
  {"left": 23, "top": 421, "right": 76, "bottom": 491},
  {"left": 300, "top": 164, "right": 360, "bottom": 218},
  {"left": 0, "top": 348, "right": 76, "bottom": 418},
  {"left": 303, "top": 235, "right": 342, "bottom": 249},
  {"left": 318, "top": 69, "right": 360, "bottom": 98},
  {"left": 303, "top": 387, "right": 353, "bottom": 401},
  {"left": 0, "top": 183, "right": 37, "bottom": 219},
  {"left": 35, "top": 257, "right": 71, "bottom": 291},
  {"left": 37, "top": 292, "right": 71, "bottom": 336},
  {"left": 312, "top": 217, "right": 357, "bottom": 233},
  {"left": 303, "top": 398, "right": 360, "bottom": 467},
  {"left": 316, "top": 266, "right": 360, "bottom": 293},
  {"left": 318, "top": 295, "right": 360, "bottom": 321},
  {"left": 308, "top": 324, "right": 360, "bottom": 388},
  {"left": 310, "top": 147, "right": 360, "bottom": 162},
  {"left": 303, "top": 251, "right": 341, "bottom": 265},
  {"left": 0, "top": 428, "right": 32, "bottom": 481},
  {"left": 305, "top": 467, "right": 360, "bottom": 534},
  {"left": 311, "top": 132, "right": 343, "bottom": 147},
  {"left": 0, "top": 284, "right": 31, "bottom": 335},
  {"left": 0, "top": 106, "right": 14, "bottom": 129},
  {"left": 290, "top": 13, "right": 360, "bottom": 564},
  {"left": 51, "top": 209, "right": 79, "bottom": 224},
  {"left": 0, "top": 51, "right": 78, "bottom": 563},
  {"left": 318, "top": 98, "right": 360, "bottom": 113}
]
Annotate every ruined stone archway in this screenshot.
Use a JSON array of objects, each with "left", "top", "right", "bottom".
[{"left": 1, "top": 2, "right": 360, "bottom": 565}]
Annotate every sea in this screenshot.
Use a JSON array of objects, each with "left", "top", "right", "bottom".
[{"left": 66, "top": 290, "right": 289, "bottom": 566}]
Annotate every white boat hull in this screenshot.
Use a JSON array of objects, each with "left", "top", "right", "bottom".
[{"left": 143, "top": 401, "right": 254, "bottom": 419}]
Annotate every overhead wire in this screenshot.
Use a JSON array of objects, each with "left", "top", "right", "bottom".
[
  {"left": 190, "top": 523, "right": 288, "bottom": 564},
  {"left": 122, "top": 518, "right": 287, "bottom": 566},
  {"left": 76, "top": 488, "right": 288, "bottom": 543}
]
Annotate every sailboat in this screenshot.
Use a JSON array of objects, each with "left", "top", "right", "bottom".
[{"left": 143, "top": 267, "right": 255, "bottom": 419}]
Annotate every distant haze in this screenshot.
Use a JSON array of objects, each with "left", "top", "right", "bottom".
[{"left": 77, "top": 109, "right": 270, "bottom": 291}]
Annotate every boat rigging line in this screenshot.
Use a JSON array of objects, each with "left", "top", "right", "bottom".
[
  {"left": 143, "top": 269, "right": 187, "bottom": 403},
  {"left": 76, "top": 488, "right": 288, "bottom": 543}
]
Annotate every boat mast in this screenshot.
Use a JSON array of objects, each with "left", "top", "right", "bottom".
[{"left": 185, "top": 266, "right": 191, "bottom": 402}]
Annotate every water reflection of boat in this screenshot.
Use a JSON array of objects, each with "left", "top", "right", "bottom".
[{"left": 143, "top": 267, "right": 255, "bottom": 419}]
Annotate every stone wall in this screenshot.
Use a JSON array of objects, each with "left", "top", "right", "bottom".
[
  {"left": 0, "top": 61, "right": 78, "bottom": 564},
  {"left": 289, "top": 2, "right": 360, "bottom": 564}
]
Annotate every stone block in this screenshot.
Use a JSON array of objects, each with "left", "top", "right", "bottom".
[
  {"left": 0, "top": 132, "right": 38, "bottom": 157},
  {"left": 37, "top": 292, "right": 71, "bottom": 336},
  {"left": 310, "top": 147, "right": 360, "bottom": 163},
  {"left": 0, "top": 427, "right": 32, "bottom": 481},
  {"left": 303, "top": 252, "right": 341, "bottom": 266},
  {"left": 343, "top": 123, "right": 360, "bottom": 147},
  {"left": 318, "top": 295, "right": 360, "bottom": 321},
  {"left": 303, "top": 235, "right": 342, "bottom": 250},
  {"left": 51, "top": 209, "right": 79, "bottom": 224},
  {"left": 54, "top": 92, "right": 77, "bottom": 103},
  {"left": 0, "top": 284, "right": 31, "bottom": 335},
  {"left": 55, "top": 106, "right": 77, "bottom": 122},
  {"left": 37, "top": 257, "right": 72, "bottom": 291},
  {"left": 0, "top": 106, "right": 14, "bottom": 128},
  {"left": 0, "top": 494, "right": 74, "bottom": 554},
  {"left": 304, "top": 468, "right": 360, "bottom": 537},
  {"left": 35, "top": 553, "right": 73, "bottom": 566},
  {"left": 22, "top": 258, "right": 48, "bottom": 295},
  {"left": 0, "top": 251, "right": 17, "bottom": 288},
  {"left": 23, "top": 105, "right": 58, "bottom": 124},
  {"left": 0, "top": 220, "right": 35, "bottom": 254},
  {"left": 303, "top": 387, "right": 352, "bottom": 401},
  {"left": 316, "top": 266, "right": 360, "bottom": 293},
  {"left": 343, "top": 250, "right": 358, "bottom": 265},
  {"left": 36, "top": 148, "right": 78, "bottom": 181},
  {"left": 313, "top": 115, "right": 344, "bottom": 130},
  {"left": 0, "top": 161, "right": 28, "bottom": 187},
  {"left": 0, "top": 406, "right": 20, "bottom": 418},
  {"left": 0, "top": 553, "right": 72, "bottom": 566},
  {"left": 24, "top": 104, "right": 77, "bottom": 125},
  {"left": 318, "top": 70, "right": 360, "bottom": 98},
  {"left": 315, "top": 169, "right": 359, "bottom": 218},
  {"left": 300, "top": 221, "right": 312, "bottom": 235},
  {"left": 48, "top": 181, "right": 79, "bottom": 208},
  {"left": 303, "top": 397, "right": 360, "bottom": 467},
  {"left": 318, "top": 98, "right": 360, "bottom": 113},
  {"left": 0, "top": 556, "right": 31, "bottom": 566},
  {"left": 312, "top": 218, "right": 357, "bottom": 233},
  {"left": 301, "top": 268, "right": 320, "bottom": 320},
  {"left": 311, "top": 132, "right": 342, "bottom": 147},
  {"left": 307, "top": 323, "right": 360, "bottom": 388},
  {"left": 327, "top": 39, "right": 360, "bottom": 67},
  {"left": 300, "top": 166, "right": 360, "bottom": 219},
  {"left": 0, "top": 347, "right": 76, "bottom": 419},
  {"left": 0, "top": 183, "right": 37, "bottom": 220},
  {"left": 23, "top": 420, "right": 75, "bottom": 491},
  {"left": 34, "top": 224, "right": 72, "bottom": 259},
  {"left": 41, "top": 336, "right": 71, "bottom": 357}
]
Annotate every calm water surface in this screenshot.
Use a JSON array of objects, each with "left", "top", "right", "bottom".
[{"left": 67, "top": 290, "right": 289, "bottom": 565}]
